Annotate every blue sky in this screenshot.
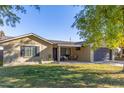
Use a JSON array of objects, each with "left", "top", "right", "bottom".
[{"left": 1, "top": 5, "right": 82, "bottom": 41}]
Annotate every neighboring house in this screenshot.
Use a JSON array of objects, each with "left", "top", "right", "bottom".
[
  {"left": 0, "top": 31, "right": 114, "bottom": 66},
  {"left": 114, "top": 47, "right": 124, "bottom": 60}
]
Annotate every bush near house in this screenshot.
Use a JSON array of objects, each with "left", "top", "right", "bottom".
[{"left": 0, "top": 64, "right": 123, "bottom": 88}]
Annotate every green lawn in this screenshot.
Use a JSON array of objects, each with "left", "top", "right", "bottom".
[{"left": 0, "top": 64, "right": 124, "bottom": 88}]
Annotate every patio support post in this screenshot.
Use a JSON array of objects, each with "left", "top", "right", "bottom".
[{"left": 57, "top": 46, "right": 60, "bottom": 62}]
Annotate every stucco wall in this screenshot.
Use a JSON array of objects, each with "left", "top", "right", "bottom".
[
  {"left": 71, "top": 46, "right": 91, "bottom": 62},
  {"left": 2, "top": 36, "right": 53, "bottom": 65}
]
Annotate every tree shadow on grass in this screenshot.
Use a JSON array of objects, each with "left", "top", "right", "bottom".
[{"left": 0, "top": 65, "right": 124, "bottom": 88}]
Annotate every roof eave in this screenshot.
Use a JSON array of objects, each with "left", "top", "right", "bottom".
[
  {"left": 0, "top": 33, "right": 53, "bottom": 44},
  {"left": 58, "top": 44, "right": 82, "bottom": 47}
]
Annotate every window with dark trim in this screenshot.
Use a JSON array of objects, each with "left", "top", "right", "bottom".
[
  {"left": 123, "top": 49, "right": 124, "bottom": 54},
  {"left": 20, "top": 46, "right": 40, "bottom": 57},
  {"left": 76, "top": 47, "right": 80, "bottom": 51}
]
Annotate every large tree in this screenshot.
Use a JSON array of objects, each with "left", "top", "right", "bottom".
[
  {"left": 73, "top": 5, "right": 124, "bottom": 50},
  {"left": 0, "top": 5, "right": 40, "bottom": 27}
]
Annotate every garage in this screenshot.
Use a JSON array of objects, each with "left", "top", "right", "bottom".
[{"left": 94, "top": 48, "right": 112, "bottom": 61}]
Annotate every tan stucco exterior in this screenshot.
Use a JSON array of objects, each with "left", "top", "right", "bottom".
[
  {"left": 1, "top": 35, "right": 54, "bottom": 66},
  {"left": 70, "top": 46, "right": 91, "bottom": 62},
  {"left": 55, "top": 46, "right": 91, "bottom": 62},
  {"left": 0, "top": 34, "right": 93, "bottom": 66}
]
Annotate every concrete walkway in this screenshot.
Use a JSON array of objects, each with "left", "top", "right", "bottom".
[
  {"left": 110, "top": 61, "right": 124, "bottom": 67},
  {"left": 59, "top": 61, "right": 109, "bottom": 64},
  {"left": 59, "top": 61, "right": 91, "bottom": 64},
  {"left": 58, "top": 61, "right": 124, "bottom": 67}
]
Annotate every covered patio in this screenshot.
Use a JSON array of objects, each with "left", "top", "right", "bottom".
[
  {"left": 51, "top": 41, "right": 92, "bottom": 62},
  {"left": 57, "top": 45, "right": 81, "bottom": 62}
]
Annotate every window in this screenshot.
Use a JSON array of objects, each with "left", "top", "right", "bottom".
[
  {"left": 61, "top": 48, "right": 71, "bottom": 56},
  {"left": 76, "top": 47, "right": 80, "bottom": 51},
  {"left": 20, "top": 46, "right": 40, "bottom": 57},
  {"left": 123, "top": 49, "right": 124, "bottom": 54}
]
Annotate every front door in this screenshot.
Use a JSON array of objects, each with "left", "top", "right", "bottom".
[{"left": 53, "top": 48, "right": 57, "bottom": 61}]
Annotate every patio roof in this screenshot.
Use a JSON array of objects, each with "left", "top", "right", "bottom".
[{"left": 49, "top": 40, "right": 84, "bottom": 47}]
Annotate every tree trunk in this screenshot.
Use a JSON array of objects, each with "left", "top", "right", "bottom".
[
  {"left": 122, "top": 64, "right": 124, "bottom": 72},
  {"left": 111, "top": 49, "right": 115, "bottom": 62},
  {"left": 121, "top": 6, "right": 124, "bottom": 72}
]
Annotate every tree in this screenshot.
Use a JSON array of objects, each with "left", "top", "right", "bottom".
[
  {"left": 73, "top": 5, "right": 124, "bottom": 71},
  {"left": 73, "top": 5, "right": 124, "bottom": 50},
  {"left": 0, "top": 5, "right": 40, "bottom": 27}
]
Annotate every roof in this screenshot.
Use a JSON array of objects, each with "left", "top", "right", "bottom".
[
  {"left": 0, "top": 33, "right": 84, "bottom": 47},
  {"left": 0, "top": 33, "right": 53, "bottom": 44}
]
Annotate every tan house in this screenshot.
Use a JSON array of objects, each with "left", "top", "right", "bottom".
[{"left": 0, "top": 31, "right": 114, "bottom": 66}]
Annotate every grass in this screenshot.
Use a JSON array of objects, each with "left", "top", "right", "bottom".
[{"left": 0, "top": 64, "right": 124, "bottom": 88}]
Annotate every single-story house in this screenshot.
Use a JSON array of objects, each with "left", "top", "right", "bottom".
[{"left": 0, "top": 31, "right": 116, "bottom": 66}]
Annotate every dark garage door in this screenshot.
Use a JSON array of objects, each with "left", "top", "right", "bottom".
[{"left": 94, "top": 48, "right": 112, "bottom": 61}]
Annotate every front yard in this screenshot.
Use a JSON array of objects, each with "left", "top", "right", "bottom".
[{"left": 0, "top": 64, "right": 124, "bottom": 88}]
